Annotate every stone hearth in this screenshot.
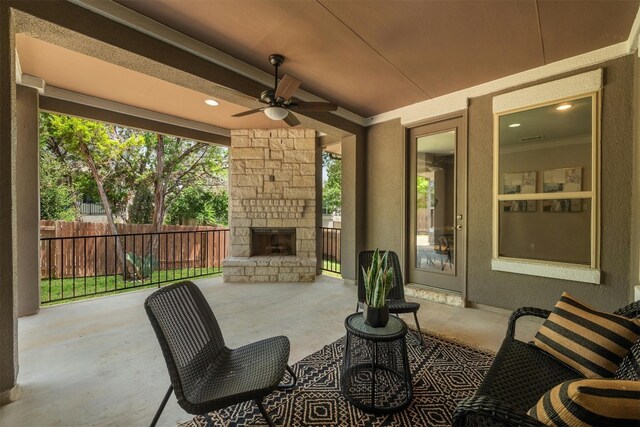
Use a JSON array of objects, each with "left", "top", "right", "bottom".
[{"left": 223, "top": 128, "right": 317, "bottom": 282}]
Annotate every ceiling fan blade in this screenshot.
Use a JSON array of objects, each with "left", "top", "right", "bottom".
[
  {"left": 283, "top": 112, "right": 301, "bottom": 127},
  {"left": 231, "top": 108, "right": 264, "bottom": 117},
  {"left": 292, "top": 101, "right": 338, "bottom": 112},
  {"left": 275, "top": 75, "right": 301, "bottom": 100}
]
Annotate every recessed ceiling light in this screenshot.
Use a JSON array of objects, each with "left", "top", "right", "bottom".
[
  {"left": 508, "top": 123, "right": 521, "bottom": 128},
  {"left": 556, "top": 104, "right": 572, "bottom": 110},
  {"left": 204, "top": 99, "right": 219, "bottom": 106}
]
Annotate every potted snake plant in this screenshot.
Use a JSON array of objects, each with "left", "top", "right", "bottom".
[{"left": 362, "top": 249, "right": 394, "bottom": 327}]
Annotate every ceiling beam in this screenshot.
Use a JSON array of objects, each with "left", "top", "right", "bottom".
[
  {"left": 40, "top": 92, "right": 231, "bottom": 146},
  {"left": 8, "top": 0, "right": 366, "bottom": 136},
  {"left": 69, "top": 0, "right": 368, "bottom": 128},
  {"left": 43, "top": 85, "right": 230, "bottom": 137}
]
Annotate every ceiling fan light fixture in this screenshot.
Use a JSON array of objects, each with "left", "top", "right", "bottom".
[{"left": 264, "top": 106, "right": 289, "bottom": 120}]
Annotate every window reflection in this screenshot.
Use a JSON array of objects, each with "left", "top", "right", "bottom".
[
  {"left": 415, "top": 130, "right": 455, "bottom": 273},
  {"left": 496, "top": 96, "right": 594, "bottom": 265}
]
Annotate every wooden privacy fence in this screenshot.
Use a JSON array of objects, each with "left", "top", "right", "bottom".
[{"left": 40, "top": 221, "right": 229, "bottom": 280}]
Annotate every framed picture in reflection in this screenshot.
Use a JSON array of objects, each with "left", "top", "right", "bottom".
[
  {"left": 502, "top": 171, "right": 536, "bottom": 212},
  {"left": 543, "top": 167, "right": 582, "bottom": 212}
]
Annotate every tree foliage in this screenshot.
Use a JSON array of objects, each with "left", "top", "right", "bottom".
[
  {"left": 166, "top": 186, "right": 228, "bottom": 226},
  {"left": 39, "top": 149, "right": 79, "bottom": 221},
  {"left": 129, "top": 186, "right": 154, "bottom": 224},
  {"left": 322, "top": 152, "right": 341, "bottom": 215},
  {"left": 39, "top": 112, "right": 229, "bottom": 227}
]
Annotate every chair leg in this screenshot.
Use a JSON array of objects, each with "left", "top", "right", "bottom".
[
  {"left": 277, "top": 365, "right": 297, "bottom": 390},
  {"left": 150, "top": 384, "right": 173, "bottom": 427},
  {"left": 256, "top": 399, "right": 276, "bottom": 427},
  {"left": 355, "top": 302, "right": 360, "bottom": 313},
  {"left": 413, "top": 311, "right": 426, "bottom": 347}
]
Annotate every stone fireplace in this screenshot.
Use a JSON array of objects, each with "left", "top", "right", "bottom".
[{"left": 222, "top": 128, "right": 317, "bottom": 282}]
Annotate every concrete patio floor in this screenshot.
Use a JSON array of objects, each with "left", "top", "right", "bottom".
[{"left": 0, "top": 275, "right": 542, "bottom": 427}]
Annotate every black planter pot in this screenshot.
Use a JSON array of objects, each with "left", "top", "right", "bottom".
[{"left": 363, "top": 304, "right": 389, "bottom": 328}]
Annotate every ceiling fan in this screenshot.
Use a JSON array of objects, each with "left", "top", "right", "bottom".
[{"left": 232, "top": 54, "right": 337, "bottom": 126}]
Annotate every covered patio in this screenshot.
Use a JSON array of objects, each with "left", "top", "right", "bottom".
[
  {"left": 1, "top": 1, "right": 640, "bottom": 426},
  {"left": 0, "top": 275, "right": 541, "bottom": 426}
]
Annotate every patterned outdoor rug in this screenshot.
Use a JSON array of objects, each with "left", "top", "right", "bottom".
[{"left": 183, "top": 331, "right": 494, "bottom": 427}]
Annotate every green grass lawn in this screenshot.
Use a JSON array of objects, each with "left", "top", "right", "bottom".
[
  {"left": 41, "top": 267, "right": 222, "bottom": 306},
  {"left": 42, "top": 261, "right": 341, "bottom": 306},
  {"left": 322, "top": 259, "right": 341, "bottom": 278}
]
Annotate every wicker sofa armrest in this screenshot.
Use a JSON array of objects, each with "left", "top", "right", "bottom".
[
  {"left": 452, "top": 396, "right": 546, "bottom": 427},
  {"left": 506, "top": 307, "right": 550, "bottom": 339}
]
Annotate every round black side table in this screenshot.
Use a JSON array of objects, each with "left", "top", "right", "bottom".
[{"left": 341, "top": 313, "right": 412, "bottom": 415}]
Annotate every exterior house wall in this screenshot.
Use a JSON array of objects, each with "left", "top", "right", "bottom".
[
  {"left": 362, "top": 55, "right": 636, "bottom": 312},
  {"left": 365, "top": 119, "right": 405, "bottom": 267},
  {"left": 467, "top": 55, "right": 635, "bottom": 311}
]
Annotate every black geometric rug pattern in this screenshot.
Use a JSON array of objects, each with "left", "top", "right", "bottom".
[{"left": 183, "top": 331, "right": 494, "bottom": 427}]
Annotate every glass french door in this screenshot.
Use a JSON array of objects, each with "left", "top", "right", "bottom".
[{"left": 408, "top": 116, "right": 466, "bottom": 293}]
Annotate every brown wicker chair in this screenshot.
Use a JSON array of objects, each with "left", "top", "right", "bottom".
[
  {"left": 452, "top": 300, "right": 640, "bottom": 427},
  {"left": 145, "top": 281, "right": 296, "bottom": 427},
  {"left": 357, "top": 250, "right": 425, "bottom": 346}
]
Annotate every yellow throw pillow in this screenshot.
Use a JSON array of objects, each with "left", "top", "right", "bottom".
[
  {"left": 528, "top": 379, "right": 640, "bottom": 426},
  {"left": 533, "top": 292, "right": 640, "bottom": 378}
]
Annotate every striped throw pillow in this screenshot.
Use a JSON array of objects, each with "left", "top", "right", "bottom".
[
  {"left": 533, "top": 293, "right": 640, "bottom": 378},
  {"left": 528, "top": 379, "right": 640, "bottom": 426}
]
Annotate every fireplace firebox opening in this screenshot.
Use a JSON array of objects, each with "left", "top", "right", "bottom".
[{"left": 250, "top": 228, "right": 296, "bottom": 256}]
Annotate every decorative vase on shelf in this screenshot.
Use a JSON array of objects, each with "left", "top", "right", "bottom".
[
  {"left": 361, "top": 248, "right": 395, "bottom": 328},
  {"left": 363, "top": 303, "right": 389, "bottom": 328}
]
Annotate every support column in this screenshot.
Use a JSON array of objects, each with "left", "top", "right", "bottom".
[
  {"left": 340, "top": 131, "right": 366, "bottom": 282},
  {"left": 631, "top": 55, "right": 640, "bottom": 302},
  {"left": 315, "top": 136, "right": 323, "bottom": 275},
  {"left": 16, "top": 85, "right": 39, "bottom": 316},
  {"left": 0, "top": 1, "right": 21, "bottom": 405}
]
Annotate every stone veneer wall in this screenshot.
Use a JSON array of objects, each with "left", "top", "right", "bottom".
[{"left": 223, "top": 128, "right": 317, "bottom": 282}]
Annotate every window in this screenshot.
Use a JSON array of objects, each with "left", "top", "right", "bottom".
[{"left": 492, "top": 71, "right": 601, "bottom": 284}]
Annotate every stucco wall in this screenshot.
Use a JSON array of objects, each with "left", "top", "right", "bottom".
[
  {"left": 341, "top": 134, "right": 366, "bottom": 281},
  {"left": 632, "top": 55, "right": 640, "bottom": 301},
  {"left": 0, "top": 1, "right": 19, "bottom": 403},
  {"left": 16, "top": 85, "right": 40, "bottom": 316},
  {"left": 365, "top": 119, "right": 405, "bottom": 264},
  {"left": 467, "top": 55, "right": 635, "bottom": 311}
]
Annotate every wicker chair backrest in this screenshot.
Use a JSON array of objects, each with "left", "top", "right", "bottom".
[
  {"left": 357, "top": 250, "right": 405, "bottom": 303},
  {"left": 145, "top": 281, "right": 226, "bottom": 403},
  {"left": 614, "top": 300, "right": 640, "bottom": 381}
]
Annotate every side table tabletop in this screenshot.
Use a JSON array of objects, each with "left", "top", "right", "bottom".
[{"left": 341, "top": 313, "right": 413, "bottom": 414}]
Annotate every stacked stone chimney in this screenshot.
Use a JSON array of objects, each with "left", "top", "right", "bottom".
[{"left": 222, "top": 128, "right": 317, "bottom": 282}]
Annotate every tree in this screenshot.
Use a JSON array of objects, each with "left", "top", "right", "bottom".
[
  {"left": 39, "top": 112, "right": 230, "bottom": 278},
  {"left": 322, "top": 152, "right": 341, "bottom": 215},
  {"left": 39, "top": 149, "right": 79, "bottom": 221},
  {"left": 129, "top": 186, "right": 154, "bottom": 224},
  {"left": 43, "top": 114, "right": 144, "bottom": 277},
  {"left": 166, "top": 186, "right": 228, "bottom": 226},
  {"left": 40, "top": 113, "right": 229, "bottom": 227}
]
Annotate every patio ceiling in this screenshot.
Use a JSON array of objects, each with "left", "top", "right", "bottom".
[
  {"left": 115, "top": 0, "right": 639, "bottom": 117},
  {"left": 14, "top": 1, "right": 640, "bottom": 134},
  {"left": 16, "top": 34, "right": 275, "bottom": 131}
]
